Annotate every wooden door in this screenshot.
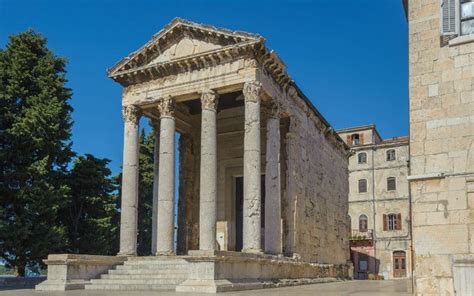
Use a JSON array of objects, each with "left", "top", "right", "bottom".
[{"left": 393, "top": 251, "right": 407, "bottom": 278}]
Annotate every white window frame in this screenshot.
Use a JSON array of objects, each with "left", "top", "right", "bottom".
[{"left": 388, "top": 214, "right": 398, "bottom": 231}]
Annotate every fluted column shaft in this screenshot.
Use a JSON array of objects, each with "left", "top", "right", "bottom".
[
  {"left": 199, "top": 90, "right": 219, "bottom": 251},
  {"left": 242, "top": 81, "right": 263, "bottom": 253},
  {"left": 264, "top": 104, "right": 282, "bottom": 254},
  {"left": 118, "top": 104, "right": 141, "bottom": 256},
  {"left": 150, "top": 120, "right": 160, "bottom": 255},
  {"left": 156, "top": 96, "right": 176, "bottom": 255}
]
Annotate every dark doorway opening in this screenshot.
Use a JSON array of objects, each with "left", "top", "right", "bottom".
[{"left": 234, "top": 175, "right": 265, "bottom": 252}]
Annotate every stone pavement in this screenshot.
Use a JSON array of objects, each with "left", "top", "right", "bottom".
[{"left": 1, "top": 279, "right": 412, "bottom": 296}]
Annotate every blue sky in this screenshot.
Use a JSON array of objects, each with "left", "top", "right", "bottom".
[{"left": 0, "top": 0, "right": 408, "bottom": 174}]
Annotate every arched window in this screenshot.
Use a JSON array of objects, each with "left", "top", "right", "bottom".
[
  {"left": 387, "top": 177, "right": 396, "bottom": 191},
  {"left": 359, "top": 214, "right": 368, "bottom": 232},
  {"left": 351, "top": 134, "right": 360, "bottom": 145},
  {"left": 358, "top": 179, "right": 367, "bottom": 193},
  {"left": 386, "top": 149, "right": 396, "bottom": 161},
  {"left": 358, "top": 152, "right": 367, "bottom": 164}
]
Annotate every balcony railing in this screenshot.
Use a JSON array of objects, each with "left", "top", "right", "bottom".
[{"left": 349, "top": 229, "right": 373, "bottom": 240}]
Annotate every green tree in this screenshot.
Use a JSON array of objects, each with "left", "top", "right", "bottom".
[
  {"left": 0, "top": 30, "right": 73, "bottom": 276},
  {"left": 62, "top": 154, "right": 119, "bottom": 255}
]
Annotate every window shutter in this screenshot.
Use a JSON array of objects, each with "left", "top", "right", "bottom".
[
  {"left": 346, "top": 135, "right": 351, "bottom": 146},
  {"left": 383, "top": 214, "right": 388, "bottom": 231},
  {"left": 360, "top": 133, "right": 364, "bottom": 145},
  {"left": 441, "top": 0, "right": 457, "bottom": 35},
  {"left": 397, "top": 213, "right": 402, "bottom": 230}
]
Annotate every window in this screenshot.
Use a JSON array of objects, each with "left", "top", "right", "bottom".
[
  {"left": 358, "top": 179, "right": 367, "bottom": 193},
  {"left": 383, "top": 213, "right": 402, "bottom": 231},
  {"left": 386, "top": 149, "right": 396, "bottom": 161},
  {"left": 461, "top": 0, "right": 474, "bottom": 35},
  {"left": 387, "top": 177, "right": 396, "bottom": 191},
  {"left": 441, "top": 0, "right": 474, "bottom": 38},
  {"left": 359, "top": 214, "right": 368, "bottom": 232},
  {"left": 351, "top": 134, "right": 360, "bottom": 146},
  {"left": 358, "top": 152, "right": 367, "bottom": 164}
]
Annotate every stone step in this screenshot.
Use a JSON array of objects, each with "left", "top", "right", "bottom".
[
  {"left": 85, "top": 283, "right": 176, "bottom": 291},
  {"left": 123, "top": 261, "right": 188, "bottom": 266},
  {"left": 108, "top": 269, "right": 188, "bottom": 275},
  {"left": 102, "top": 273, "right": 187, "bottom": 279},
  {"left": 126, "top": 256, "right": 187, "bottom": 261},
  {"left": 117, "top": 264, "right": 188, "bottom": 270},
  {"left": 90, "top": 278, "right": 185, "bottom": 285}
]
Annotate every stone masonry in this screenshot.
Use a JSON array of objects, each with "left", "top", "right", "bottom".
[{"left": 405, "top": 0, "right": 474, "bottom": 295}]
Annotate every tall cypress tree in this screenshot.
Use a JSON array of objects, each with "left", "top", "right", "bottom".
[{"left": 0, "top": 30, "right": 73, "bottom": 276}]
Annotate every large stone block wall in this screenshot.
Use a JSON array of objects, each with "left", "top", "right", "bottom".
[
  {"left": 287, "top": 106, "right": 349, "bottom": 264},
  {"left": 408, "top": 0, "right": 474, "bottom": 294}
]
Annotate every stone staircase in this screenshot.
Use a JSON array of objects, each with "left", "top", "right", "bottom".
[{"left": 85, "top": 256, "right": 189, "bottom": 291}]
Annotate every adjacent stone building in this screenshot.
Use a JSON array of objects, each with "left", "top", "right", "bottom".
[
  {"left": 405, "top": 0, "right": 474, "bottom": 295},
  {"left": 37, "top": 18, "right": 352, "bottom": 292},
  {"left": 337, "top": 125, "right": 412, "bottom": 280}
]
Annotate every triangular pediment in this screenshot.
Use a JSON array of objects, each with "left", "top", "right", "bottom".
[{"left": 108, "top": 18, "right": 262, "bottom": 77}]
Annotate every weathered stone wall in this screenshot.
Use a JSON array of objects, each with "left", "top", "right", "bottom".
[
  {"left": 287, "top": 106, "right": 349, "bottom": 264},
  {"left": 408, "top": 0, "right": 474, "bottom": 294}
]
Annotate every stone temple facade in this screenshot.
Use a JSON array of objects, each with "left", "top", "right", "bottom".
[
  {"left": 36, "top": 18, "right": 352, "bottom": 292},
  {"left": 337, "top": 125, "right": 412, "bottom": 280},
  {"left": 405, "top": 0, "right": 474, "bottom": 295}
]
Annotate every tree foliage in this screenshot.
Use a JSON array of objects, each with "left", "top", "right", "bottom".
[
  {"left": 61, "top": 154, "right": 119, "bottom": 255},
  {"left": 0, "top": 30, "right": 150, "bottom": 276},
  {"left": 0, "top": 30, "right": 73, "bottom": 276},
  {"left": 137, "top": 129, "right": 155, "bottom": 256}
]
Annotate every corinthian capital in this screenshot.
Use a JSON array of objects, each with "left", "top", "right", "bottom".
[
  {"left": 200, "top": 89, "right": 219, "bottom": 111},
  {"left": 122, "top": 104, "right": 141, "bottom": 123},
  {"left": 243, "top": 81, "right": 262, "bottom": 103},
  {"left": 157, "top": 96, "right": 176, "bottom": 118}
]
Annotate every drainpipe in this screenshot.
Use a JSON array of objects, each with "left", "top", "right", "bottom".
[{"left": 371, "top": 143, "right": 377, "bottom": 275}]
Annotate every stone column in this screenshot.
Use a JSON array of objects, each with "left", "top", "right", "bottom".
[
  {"left": 242, "top": 80, "right": 263, "bottom": 253},
  {"left": 199, "top": 89, "right": 219, "bottom": 251},
  {"left": 118, "top": 104, "right": 141, "bottom": 256},
  {"left": 150, "top": 120, "right": 160, "bottom": 255},
  {"left": 264, "top": 103, "right": 282, "bottom": 255},
  {"left": 156, "top": 96, "right": 176, "bottom": 255}
]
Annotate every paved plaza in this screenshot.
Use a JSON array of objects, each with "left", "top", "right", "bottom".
[{"left": 1, "top": 280, "right": 412, "bottom": 296}]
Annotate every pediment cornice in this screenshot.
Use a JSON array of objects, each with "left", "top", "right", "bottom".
[{"left": 108, "top": 18, "right": 262, "bottom": 78}]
